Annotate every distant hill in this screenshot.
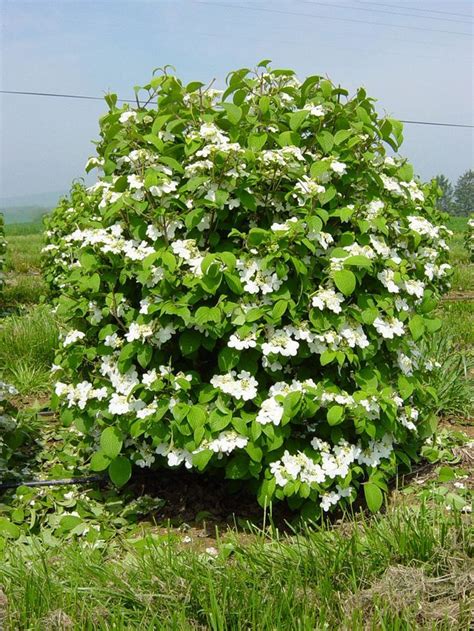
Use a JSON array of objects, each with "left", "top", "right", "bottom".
[
  {"left": 0, "top": 205, "right": 51, "bottom": 225},
  {"left": 0, "top": 190, "right": 68, "bottom": 224}
]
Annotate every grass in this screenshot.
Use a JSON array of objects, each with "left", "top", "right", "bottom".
[
  {"left": 1, "top": 275, "right": 47, "bottom": 307},
  {"left": 4, "top": 220, "right": 44, "bottom": 236},
  {"left": 420, "top": 331, "right": 474, "bottom": 418},
  {"left": 438, "top": 301, "right": 474, "bottom": 350},
  {"left": 0, "top": 504, "right": 471, "bottom": 630},
  {"left": 449, "top": 264, "right": 474, "bottom": 293},
  {"left": 5, "top": 234, "right": 43, "bottom": 274},
  {"left": 0, "top": 305, "right": 59, "bottom": 394}
]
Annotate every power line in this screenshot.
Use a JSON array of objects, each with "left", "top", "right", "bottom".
[
  {"left": 197, "top": 1, "right": 473, "bottom": 37},
  {"left": 1, "top": 89, "right": 473, "bottom": 129},
  {"left": 356, "top": 1, "right": 474, "bottom": 21},
  {"left": 0, "top": 89, "right": 135, "bottom": 103},
  {"left": 299, "top": 1, "right": 470, "bottom": 24}
]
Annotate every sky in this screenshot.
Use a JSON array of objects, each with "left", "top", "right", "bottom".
[{"left": 0, "top": 0, "right": 473, "bottom": 202}]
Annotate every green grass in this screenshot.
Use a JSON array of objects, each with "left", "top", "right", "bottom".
[
  {"left": 0, "top": 305, "right": 59, "bottom": 394},
  {"left": 420, "top": 331, "right": 474, "bottom": 418},
  {"left": 449, "top": 264, "right": 474, "bottom": 292},
  {"left": 5, "top": 234, "right": 43, "bottom": 273},
  {"left": 1, "top": 275, "right": 46, "bottom": 307},
  {"left": 0, "top": 504, "right": 471, "bottom": 630},
  {"left": 4, "top": 220, "right": 44, "bottom": 236},
  {"left": 438, "top": 301, "right": 474, "bottom": 350}
]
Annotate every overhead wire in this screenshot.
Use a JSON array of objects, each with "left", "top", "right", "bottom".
[
  {"left": 196, "top": 1, "right": 473, "bottom": 37},
  {"left": 1, "top": 89, "right": 473, "bottom": 128},
  {"left": 355, "top": 1, "right": 474, "bottom": 21},
  {"left": 298, "top": 1, "right": 471, "bottom": 24}
]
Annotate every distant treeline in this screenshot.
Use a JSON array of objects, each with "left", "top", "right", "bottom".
[
  {"left": 435, "top": 169, "right": 473, "bottom": 216},
  {"left": 0, "top": 205, "right": 50, "bottom": 225}
]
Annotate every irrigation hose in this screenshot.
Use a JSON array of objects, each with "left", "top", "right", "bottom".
[{"left": 0, "top": 475, "right": 106, "bottom": 490}]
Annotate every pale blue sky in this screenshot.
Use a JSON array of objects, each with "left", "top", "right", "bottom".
[{"left": 1, "top": 0, "right": 473, "bottom": 200}]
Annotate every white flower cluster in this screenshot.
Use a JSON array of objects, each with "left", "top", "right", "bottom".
[
  {"left": 311, "top": 287, "right": 344, "bottom": 313},
  {"left": 236, "top": 258, "right": 286, "bottom": 295},
  {"left": 55, "top": 381, "right": 108, "bottom": 410},
  {"left": 270, "top": 434, "right": 393, "bottom": 510},
  {"left": 210, "top": 370, "right": 258, "bottom": 401}
]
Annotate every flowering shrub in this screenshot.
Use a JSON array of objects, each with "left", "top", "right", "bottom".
[
  {"left": 466, "top": 215, "right": 474, "bottom": 262},
  {"left": 0, "top": 213, "right": 5, "bottom": 295},
  {"left": 44, "top": 63, "right": 451, "bottom": 517},
  {"left": 0, "top": 381, "right": 20, "bottom": 476}
]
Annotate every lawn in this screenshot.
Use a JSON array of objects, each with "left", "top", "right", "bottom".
[{"left": 0, "top": 214, "right": 472, "bottom": 630}]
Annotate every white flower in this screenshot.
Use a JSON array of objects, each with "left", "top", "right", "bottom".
[
  {"left": 303, "top": 104, "right": 325, "bottom": 117},
  {"left": 127, "top": 174, "right": 144, "bottom": 190},
  {"left": 104, "top": 333, "right": 122, "bottom": 348},
  {"left": 149, "top": 180, "right": 178, "bottom": 197},
  {"left": 271, "top": 217, "right": 298, "bottom": 232},
  {"left": 403, "top": 279, "right": 425, "bottom": 299},
  {"left": 63, "top": 330, "right": 85, "bottom": 346},
  {"left": 256, "top": 397, "right": 284, "bottom": 426},
  {"left": 196, "top": 431, "right": 248, "bottom": 457},
  {"left": 126, "top": 322, "right": 154, "bottom": 343},
  {"left": 210, "top": 370, "right": 258, "bottom": 401},
  {"left": 407, "top": 215, "right": 439, "bottom": 239},
  {"left": 142, "top": 369, "right": 158, "bottom": 388},
  {"left": 236, "top": 258, "right": 285, "bottom": 295},
  {"left": 378, "top": 269, "right": 400, "bottom": 294},
  {"left": 340, "top": 324, "right": 370, "bottom": 349},
  {"left": 366, "top": 199, "right": 384, "bottom": 220},
  {"left": 228, "top": 330, "right": 257, "bottom": 350},
  {"left": 119, "top": 111, "right": 137, "bottom": 123},
  {"left": 330, "top": 161, "right": 347, "bottom": 175},
  {"left": 262, "top": 329, "right": 299, "bottom": 357},
  {"left": 381, "top": 174, "right": 404, "bottom": 196},
  {"left": 312, "top": 287, "right": 344, "bottom": 313},
  {"left": 373, "top": 316, "right": 405, "bottom": 339}
]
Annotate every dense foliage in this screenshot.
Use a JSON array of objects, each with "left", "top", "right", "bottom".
[
  {"left": 0, "top": 213, "right": 5, "bottom": 295},
  {"left": 467, "top": 216, "right": 474, "bottom": 263},
  {"left": 453, "top": 169, "right": 473, "bottom": 216},
  {"left": 0, "top": 381, "right": 20, "bottom": 476},
  {"left": 43, "top": 63, "right": 452, "bottom": 517}
]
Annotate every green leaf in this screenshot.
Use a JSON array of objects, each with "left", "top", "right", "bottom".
[
  {"left": 327, "top": 404, "right": 344, "bottom": 425},
  {"left": 188, "top": 405, "right": 207, "bottom": 429},
  {"left": 193, "top": 449, "right": 213, "bottom": 471},
  {"left": 179, "top": 330, "right": 201, "bottom": 355},
  {"left": 137, "top": 344, "right": 153, "bottom": 368},
  {"left": 289, "top": 110, "right": 308, "bottom": 131},
  {"left": 409, "top": 315, "right": 425, "bottom": 340},
  {"left": 226, "top": 453, "right": 249, "bottom": 479},
  {"left": 100, "top": 427, "right": 123, "bottom": 459},
  {"left": 334, "top": 129, "right": 352, "bottom": 145},
  {"left": 277, "top": 131, "right": 300, "bottom": 147},
  {"left": 364, "top": 483, "right": 384, "bottom": 513},
  {"left": 333, "top": 269, "right": 356, "bottom": 296},
  {"left": 0, "top": 517, "right": 20, "bottom": 539},
  {"left": 316, "top": 131, "right": 334, "bottom": 153},
  {"left": 344, "top": 255, "right": 373, "bottom": 269},
  {"left": 248, "top": 133, "right": 268, "bottom": 151},
  {"left": 259, "top": 95, "right": 270, "bottom": 114},
  {"left": 90, "top": 450, "right": 111, "bottom": 471},
  {"left": 271, "top": 300, "right": 288, "bottom": 320},
  {"left": 222, "top": 103, "right": 242, "bottom": 125},
  {"left": 109, "top": 456, "right": 132, "bottom": 487},
  {"left": 310, "top": 161, "right": 330, "bottom": 179},
  {"left": 59, "top": 515, "right": 83, "bottom": 531},
  {"left": 218, "top": 347, "right": 240, "bottom": 372},
  {"left": 247, "top": 228, "right": 267, "bottom": 246},
  {"left": 320, "top": 350, "right": 336, "bottom": 366}
]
